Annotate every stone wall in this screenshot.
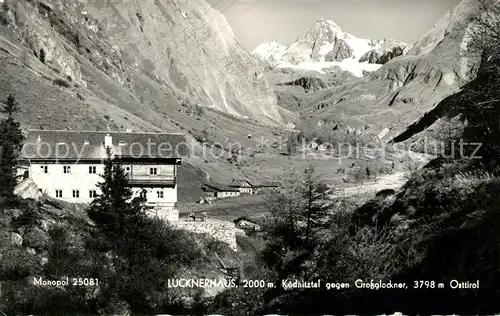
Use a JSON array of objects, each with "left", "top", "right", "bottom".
[
  {"left": 173, "top": 219, "right": 237, "bottom": 251},
  {"left": 146, "top": 207, "right": 179, "bottom": 223}
]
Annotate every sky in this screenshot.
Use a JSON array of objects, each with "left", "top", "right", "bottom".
[{"left": 206, "top": 0, "right": 462, "bottom": 51}]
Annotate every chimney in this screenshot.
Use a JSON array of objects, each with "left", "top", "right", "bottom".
[{"left": 104, "top": 134, "right": 113, "bottom": 149}]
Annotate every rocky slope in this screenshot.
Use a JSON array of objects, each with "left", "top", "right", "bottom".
[
  {"left": 359, "top": 39, "right": 408, "bottom": 64},
  {"left": 0, "top": 0, "right": 290, "bottom": 126},
  {"left": 299, "top": 0, "right": 496, "bottom": 141}
]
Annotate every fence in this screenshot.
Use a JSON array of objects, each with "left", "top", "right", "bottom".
[{"left": 179, "top": 212, "right": 235, "bottom": 223}]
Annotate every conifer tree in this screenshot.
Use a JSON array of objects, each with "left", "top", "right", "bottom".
[
  {"left": 262, "top": 166, "right": 330, "bottom": 282},
  {"left": 88, "top": 148, "right": 144, "bottom": 254},
  {"left": 0, "top": 94, "right": 24, "bottom": 200}
]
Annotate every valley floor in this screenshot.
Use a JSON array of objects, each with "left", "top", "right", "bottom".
[{"left": 180, "top": 149, "right": 433, "bottom": 222}]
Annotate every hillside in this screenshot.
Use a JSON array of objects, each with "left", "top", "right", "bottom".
[
  {"left": 0, "top": 193, "right": 240, "bottom": 315},
  {"left": 0, "top": 0, "right": 295, "bottom": 126},
  {"left": 258, "top": 0, "right": 496, "bottom": 144}
]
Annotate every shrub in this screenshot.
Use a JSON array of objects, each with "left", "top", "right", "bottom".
[
  {"left": 403, "top": 160, "right": 421, "bottom": 179},
  {"left": 186, "top": 103, "right": 205, "bottom": 117},
  {"left": 53, "top": 78, "right": 71, "bottom": 88},
  {"left": 0, "top": 248, "right": 40, "bottom": 280},
  {"left": 39, "top": 48, "right": 46, "bottom": 64},
  {"left": 11, "top": 201, "right": 42, "bottom": 229},
  {"left": 0, "top": 7, "right": 8, "bottom": 26}
]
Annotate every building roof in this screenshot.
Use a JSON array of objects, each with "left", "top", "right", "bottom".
[
  {"left": 202, "top": 183, "right": 240, "bottom": 192},
  {"left": 259, "top": 181, "right": 279, "bottom": 188},
  {"left": 21, "top": 130, "right": 190, "bottom": 162},
  {"left": 230, "top": 179, "right": 254, "bottom": 188}
]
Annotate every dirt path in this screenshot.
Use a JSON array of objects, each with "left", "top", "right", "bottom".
[
  {"left": 330, "top": 150, "right": 434, "bottom": 199},
  {"left": 331, "top": 171, "right": 406, "bottom": 198}
]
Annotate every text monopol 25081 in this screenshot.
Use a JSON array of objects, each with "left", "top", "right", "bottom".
[{"left": 32, "top": 277, "right": 99, "bottom": 287}]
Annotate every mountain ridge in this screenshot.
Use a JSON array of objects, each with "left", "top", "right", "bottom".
[
  {"left": 0, "top": 0, "right": 295, "bottom": 127},
  {"left": 252, "top": 18, "right": 408, "bottom": 77}
]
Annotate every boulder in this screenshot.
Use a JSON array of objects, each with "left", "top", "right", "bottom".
[
  {"left": 11, "top": 232, "right": 23, "bottom": 247},
  {"left": 39, "top": 219, "right": 50, "bottom": 232},
  {"left": 14, "top": 178, "right": 43, "bottom": 201},
  {"left": 26, "top": 247, "right": 36, "bottom": 255}
]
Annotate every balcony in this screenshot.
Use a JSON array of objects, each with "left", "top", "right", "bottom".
[{"left": 128, "top": 174, "right": 176, "bottom": 187}]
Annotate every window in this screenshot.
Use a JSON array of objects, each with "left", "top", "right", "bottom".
[
  {"left": 63, "top": 166, "right": 71, "bottom": 174},
  {"left": 89, "top": 166, "right": 97, "bottom": 174},
  {"left": 126, "top": 167, "right": 130, "bottom": 171},
  {"left": 40, "top": 165, "right": 48, "bottom": 173},
  {"left": 55, "top": 190, "right": 63, "bottom": 198},
  {"left": 89, "top": 190, "right": 97, "bottom": 198},
  {"left": 150, "top": 167, "right": 157, "bottom": 175},
  {"left": 157, "top": 190, "right": 164, "bottom": 198},
  {"left": 140, "top": 190, "right": 147, "bottom": 199},
  {"left": 72, "top": 190, "right": 80, "bottom": 198}
]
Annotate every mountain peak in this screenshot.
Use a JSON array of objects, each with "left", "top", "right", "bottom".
[
  {"left": 316, "top": 18, "right": 340, "bottom": 26},
  {"left": 300, "top": 18, "right": 345, "bottom": 46},
  {"left": 311, "top": 18, "right": 343, "bottom": 33}
]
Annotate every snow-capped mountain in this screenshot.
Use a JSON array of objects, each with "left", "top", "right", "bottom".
[
  {"left": 359, "top": 38, "right": 409, "bottom": 64},
  {"left": 253, "top": 40, "right": 288, "bottom": 64},
  {"left": 252, "top": 18, "right": 408, "bottom": 77}
]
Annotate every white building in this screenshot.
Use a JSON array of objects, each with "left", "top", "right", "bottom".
[
  {"left": 229, "top": 179, "right": 256, "bottom": 195},
  {"left": 317, "top": 144, "right": 327, "bottom": 152},
  {"left": 20, "top": 130, "right": 188, "bottom": 222},
  {"left": 201, "top": 183, "right": 241, "bottom": 199}
]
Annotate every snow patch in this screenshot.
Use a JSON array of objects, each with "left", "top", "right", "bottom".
[
  {"left": 443, "top": 72, "right": 456, "bottom": 85},
  {"left": 344, "top": 35, "right": 374, "bottom": 60},
  {"left": 278, "top": 59, "right": 382, "bottom": 77},
  {"left": 252, "top": 41, "right": 287, "bottom": 61},
  {"left": 378, "top": 127, "right": 390, "bottom": 140},
  {"left": 318, "top": 42, "right": 334, "bottom": 55}
]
